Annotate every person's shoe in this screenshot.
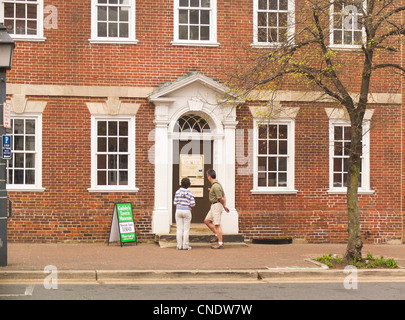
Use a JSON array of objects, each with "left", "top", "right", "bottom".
[
  {"left": 209, "top": 235, "right": 218, "bottom": 243},
  {"left": 183, "top": 246, "right": 192, "bottom": 250},
  {"left": 211, "top": 244, "right": 224, "bottom": 249}
]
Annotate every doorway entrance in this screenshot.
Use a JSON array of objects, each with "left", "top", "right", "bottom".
[{"left": 172, "top": 114, "right": 213, "bottom": 223}]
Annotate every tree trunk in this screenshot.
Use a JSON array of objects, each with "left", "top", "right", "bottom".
[{"left": 344, "top": 120, "right": 363, "bottom": 263}]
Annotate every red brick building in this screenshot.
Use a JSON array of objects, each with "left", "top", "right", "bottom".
[{"left": 2, "top": 0, "right": 404, "bottom": 244}]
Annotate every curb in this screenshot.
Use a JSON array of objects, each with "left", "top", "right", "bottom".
[
  {"left": 0, "top": 270, "right": 97, "bottom": 283},
  {"left": 1, "top": 268, "right": 405, "bottom": 283}
]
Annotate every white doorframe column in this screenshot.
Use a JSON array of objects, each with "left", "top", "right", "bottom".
[
  {"left": 151, "top": 99, "right": 174, "bottom": 234},
  {"left": 217, "top": 118, "right": 239, "bottom": 234}
]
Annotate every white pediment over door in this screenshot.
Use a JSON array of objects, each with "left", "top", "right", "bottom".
[{"left": 148, "top": 72, "right": 241, "bottom": 235}]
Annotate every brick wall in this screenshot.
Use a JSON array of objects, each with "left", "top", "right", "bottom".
[
  {"left": 4, "top": 0, "right": 404, "bottom": 243},
  {"left": 8, "top": 97, "right": 156, "bottom": 242},
  {"left": 236, "top": 102, "right": 403, "bottom": 244}
]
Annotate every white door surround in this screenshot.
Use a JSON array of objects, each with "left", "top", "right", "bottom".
[{"left": 148, "top": 73, "right": 241, "bottom": 234}]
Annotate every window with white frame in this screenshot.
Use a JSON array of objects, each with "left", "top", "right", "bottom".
[
  {"left": 90, "top": 116, "right": 137, "bottom": 192},
  {"left": 329, "top": 120, "right": 372, "bottom": 193},
  {"left": 2, "top": 0, "right": 44, "bottom": 40},
  {"left": 253, "top": 0, "right": 294, "bottom": 46},
  {"left": 330, "top": 0, "right": 364, "bottom": 47},
  {"left": 252, "top": 119, "right": 296, "bottom": 193},
  {"left": 7, "top": 115, "right": 43, "bottom": 191},
  {"left": 90, "top": 0, "right": 137, "bottom": 43},
  {"left": 173, "top": 0, "right": 218, "bottom": 46}
]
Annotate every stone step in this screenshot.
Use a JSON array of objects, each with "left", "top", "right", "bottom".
[
  {"left": 170, "top": 223, "right": 211, "bottom": 234},
  {"left": 155, "top": 230, "right": 247, "bottom": 248}
]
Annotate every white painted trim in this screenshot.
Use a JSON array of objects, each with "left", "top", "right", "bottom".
[
  {"left": 89, "top": 114, "right": 137, "bottom": 192},
  {"left": 327, "top": 118, "right": 373, "bottom": 194},
  {"left": 251, "top": 117, "right": 297, "bottom": 193},
  {"left": 90, "top": 0, "right": 137, "bottom": 43},
  {"left": 7, "top": 113, "right": 44, "bottom": 192},
  {"left": 173, "top": 0, "right": 218, "bottom": 46},
  {"left": 252, "top": 0, "right": 295, "bottom": 46}
]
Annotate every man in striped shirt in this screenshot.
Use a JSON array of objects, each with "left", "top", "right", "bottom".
[{"left": 173, "top": 177, "right": 195, "bottom": 250}]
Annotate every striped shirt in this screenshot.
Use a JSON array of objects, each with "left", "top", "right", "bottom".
[{"left": 173, "top": 188, "right": 196, "bottom": 210}]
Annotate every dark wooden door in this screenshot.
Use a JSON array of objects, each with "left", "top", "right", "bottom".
[{"left": 172, "top": 140, "right": 213, "bottom": 223}]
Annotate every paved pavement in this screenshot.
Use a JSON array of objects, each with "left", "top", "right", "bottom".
[{"left": 0, "top": 242, "right": 405, "bottom": 283}]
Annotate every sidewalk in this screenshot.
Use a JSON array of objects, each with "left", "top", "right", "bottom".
[{"left": 1, "top": 242, "right": 405, "bottom": 283}]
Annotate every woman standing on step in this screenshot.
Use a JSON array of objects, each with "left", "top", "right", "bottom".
[{"left": 173, "top": 177, "right": 195, "bottom": 250}]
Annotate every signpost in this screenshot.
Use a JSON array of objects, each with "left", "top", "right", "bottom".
[
  {"left": 2, "top": 134, "right": 11, "bottom": 160},
  {"left": 3, "top": 102, "right": 10, "bottom": 129},
  {"left": 108, "top": 203, "right": 137, "bottom": 246}
]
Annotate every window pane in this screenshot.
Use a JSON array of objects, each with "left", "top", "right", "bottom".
[
  {"left": 258, "top": 0, "right": 267, "bottom": 10},
  {"left": 25, "top": 170, "right": 35, "bottom": 184},
  {"left": 14, "top": 119, "right": 24, "bottom": 134},
  {"left": 97, "top": 155, "right": 107, "bottom": 169},
  {"left": 268, "top": 125, "right": 277, "bottom": 138},
  {"left": 108, "top": 22, "right": 118, "bottom": 37},
  {"left": 108, "top": 171, "right": 117, "bottom": 185},
  {"left": 201, "top": 0, "right": 210, "bottom": 7},
  {"left": 14, "top": 136, "right": 24, "bottom": 151},
  {"left": 119, "top": 171, "right": 128, "bottom": 185},
  {"left": 98, "top": 137, "right": 107, "bottom": 152},
  {"left": 119, "top": 7, "right": 129, "bottom": 21},
  {"left": 269, "top": 140, "right": 277, "bottom": 154},
  {"left": 14, "top": 170, "right": 24, "bottom": 184},
  {"left": 119, "top": 137, "right": 128, "bottom": 152},
  {"left": 258, "top": 141, "right": 267, "bottom": 154},
  {"left": 200, "top": 26, "right": 209, "bottom": 40},
  {"left": 190, "top": 26, "right": 199, "bottom": 40},
  {"left": 179, "top": 25, "right": 188, "bottom": 39},
  {"left": 279, "top": 125, "right": 287, "bottom": 138},
  {"left": 334, "top": 158, "right": 342, "bottom": 171},
  {"left": 268, "top": 173, "right": 277, "bottom": 186},
  {"left": 258, "top": 172, "right": 266, "bottom": 186},
  {"left": 25, "top": 136, "right": 35, "bottom": 151},
  {"left": 334, "top": 142, "right": 343, "bottom": 156},
  {"left": 258, "top": 28, "right": 267, "bottom": 42},
  {"left": 119, "top": 155, "right": 128, "bottom": 169},
  {"left": 16, "top": 4, "right": 26, "bottom": 18},
  {"left": 108, "top": 137, "right": 117, "bottom": 152},
  {"left": 98, "top": 7, "right": 107, "bottom": 20},
  {"left": 98, "top": 171, "right": 107, "bottom": 185},
  {"left": 119, "top": 121, "right": 128, "bottom": 136},
  {"left": 179, "top": 10, "right": 188, "bottom": 23},
  {"left": 108, "top": 121, "right": 117, "bottom": 135},
  {"left": 26, "top": 119, "right": 35, "bottom": 134},
  {"left": 258, "top": 12, "right": 267, "bottom": 27},
  {"left": 278, "top": 173, "right": 287, "bottom": 187},
  {"left": 98, "top": 23, "right": 107, "bottom": 37},
  {"left": 27, "top": 5, "right": 37, "bottom": 19},
  {"left": 258, "top": 157, "right": 267, "bottom": 171},
  {"left": 190, "top": 10, "right": 199, "bottom": 24},
  {"left": 269, "top": 0, "right": 277, "bottom": 10},
  {"left": 119, "top": 23, "right": 128, "bottom": 37},
  {"left": 279, "top": 0, "right": 288, "bottom": 10},
  {"left": 109, "top": 155, "right": 117, "bottom": 169},
  {"left": 109, "top": 7, "right": 118, "bottom": 21},
  {"left": 278, "top": 157, "right": 287, "bottom": 171},
  {"left": 258, "top": 124, "right": 267, "bottom": 139},
  {"left": 14, "top": 153, "right": 24, "bottom": 168},
  {"left": 201, "top": 10, "right": 209, "bottom": 24},
  {"left": 5, "top": 4, "right": 14, "bottom": 18},
  {"left": 279, "top": 140, "right": 287, "bottom": 154}
]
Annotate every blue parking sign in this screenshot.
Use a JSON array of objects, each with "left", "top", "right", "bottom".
[{"left": 2, "top": 135, "right": 11, "bottom": 160}]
